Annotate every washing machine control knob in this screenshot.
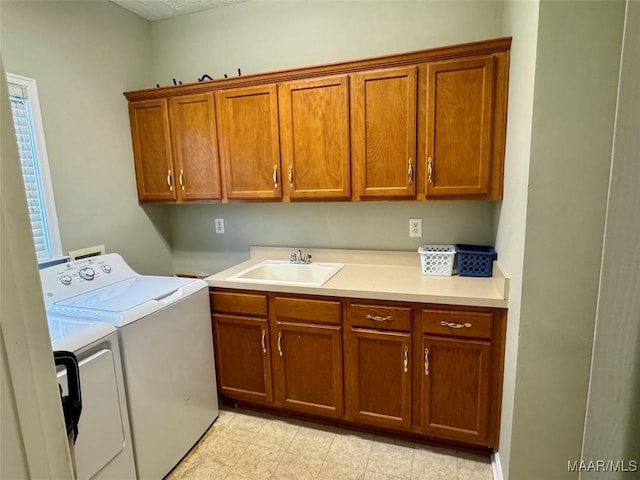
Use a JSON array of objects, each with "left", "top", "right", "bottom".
[
  {"left": 101, "top": 264, "right": 112, "bottom": 273},
  {"left": 59, "top": 274, "right": 72, "bottom": 286},
  {"left": 79, "top": 267, "right": 95, "bottom": 281}
]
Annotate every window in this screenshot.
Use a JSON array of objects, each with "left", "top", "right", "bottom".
[{"left": 7, "top": 74, "right": 63, "bottom": 263}]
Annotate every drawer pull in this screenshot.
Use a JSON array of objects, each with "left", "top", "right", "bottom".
[
  {"left": 273, "top": 165, "right": 278, "bottom": 189},
  {"left": 407, "top": 158, "right": 413, "bottom": 186},
  {"left": 260, "top": 329, "right": 266, "bottom": 353},
  {"left": 288, "top": 165, "right": 294, "bottom": 188},
  {"left": 424, "top": 348, "right": 430, "bottom": 376},
  {"left": 277, "top": 331, "right": 283, "bottom": 356},
  {"left": 366, "top": 314, "right": 393, "bottom": 322},
  {"left": 440, "top": 321, "right": 472, "bottom": 329},
  {"left": 167, "top": 170, "right": 173, "bottom": 192},
  {"left": 427, "top": 157, "right": 434, "bottom": 186},
  {"left": 403, "top": 346, "right": 409, "bottom": 373}
]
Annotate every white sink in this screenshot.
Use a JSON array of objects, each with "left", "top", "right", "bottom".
[{"left": 227, "top": 260, "right": 344, "bottom": 287}]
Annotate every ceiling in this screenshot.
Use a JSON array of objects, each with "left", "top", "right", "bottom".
[{"left": 111, "top": 0, "right": 247, "bottom": 21}]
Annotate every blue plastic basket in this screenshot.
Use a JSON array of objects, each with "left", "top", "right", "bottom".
[{"left": 455, "top": 244, "right": 497, "bottom": 277}]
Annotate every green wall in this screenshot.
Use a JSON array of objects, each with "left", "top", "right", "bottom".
[
  {"left": 148, "top": 0, "right": 505, "bottom": 274},
  {"left": 0, "top": 0, "right": 174, "bottom": 275},
  {"left": 509, "top": 2, "right": 625, "bottom": 479}
]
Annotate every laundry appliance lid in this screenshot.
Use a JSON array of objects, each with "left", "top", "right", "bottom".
[
  {"left": 47, "top": 276, "right": 206, "bottom": 326},
  {"left": 47, "top": 315, "right": 115, "bottom": 352}
]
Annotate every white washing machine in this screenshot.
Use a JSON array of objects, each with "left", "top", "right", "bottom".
[
  {"left": 47, "top": 315, "right": 136, "bottom": 480},
  {"left": 41, "top": 254, "right": 219, "bottom": 480}
]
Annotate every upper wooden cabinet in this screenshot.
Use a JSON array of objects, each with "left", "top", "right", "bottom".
[
  {"left": 279, "top": 76, "right": 351, "bottom": 201},
  {"left": 418, "top": 54, "right": 507, "bottom": 200},
  {"left": 128, "top": 94, "right": 221, "bottom": 203},
  {"left": 128, "top": 99, "right": 175, "bottom": 201},
  {"left": 124, "top": 37, "right": 510, "bottom": 203},
  {"left": 216, "top": 85, "right": 281, "bottom": 200},
  {"left": 351, "top": 67, "right": 417, "bottom": 199},
  {"left": 169, "top": 93, "right": 221, "bottom": 201}
]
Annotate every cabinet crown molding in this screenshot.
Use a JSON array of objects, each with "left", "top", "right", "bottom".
[{"left": 124, "top": 37, "right": 512, "bottom": 102}]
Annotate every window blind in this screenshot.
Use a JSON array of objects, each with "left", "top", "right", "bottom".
[{"left": 9, "top": 85, "right": 52, "bottom": 260}]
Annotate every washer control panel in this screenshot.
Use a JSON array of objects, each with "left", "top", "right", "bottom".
[
  {"left": 40, "top": 253, "right": 138, "bottom": 306},
  {"left": 58, "top": 261, "right": 110, "bottom": 285}
]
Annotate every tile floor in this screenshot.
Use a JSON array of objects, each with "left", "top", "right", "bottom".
[{"left": 166, "top": 406, "right": 493, "bottom": 480}]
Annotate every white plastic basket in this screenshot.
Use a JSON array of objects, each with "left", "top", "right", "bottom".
[{"left": 418, "top": 245, "right": 456, "bottom": 276}]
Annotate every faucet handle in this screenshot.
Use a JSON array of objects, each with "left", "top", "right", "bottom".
[
  {"left": 289, "top": 252, "right": 297, "bottom": 262},
  {"left": 303, "top": 254, "right": 312, "bottom": 263}
]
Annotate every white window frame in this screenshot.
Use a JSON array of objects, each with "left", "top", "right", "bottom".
[{"left": 7, "top": 73, "right": 63, "bottom": 263}]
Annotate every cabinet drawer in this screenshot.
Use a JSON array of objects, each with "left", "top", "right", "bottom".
[
  {"left": 349, "top": 303, "right": 412, "bottom": 332},
  {"left": 421, "top": 309, "right": 493, "bottom": 339},
  {"left": 274, "top": 296, "right": 341, "bottom": 325},
  {"left": 210, "top": 291, "right": 268, "bottom": 317}
]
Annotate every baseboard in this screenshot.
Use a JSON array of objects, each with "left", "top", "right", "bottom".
[{"left": 492, "top": 452, "right": 505, "bottom": 480}]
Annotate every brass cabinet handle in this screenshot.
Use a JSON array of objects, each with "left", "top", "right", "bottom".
[
  {"left": 273, "top": 165, "right": 278, "bottom": 189},
  {"left": 403, "top": 346, "right": 409, "bottom": 373},
  {"left": 366, "top": 314, "right": 393, "bottom": 322},
  {"left": 408, "top": 158, "right": 413, "bottom": 186},
  {"left": 427, "top": 157, "right": 433, "bottom": 186},
  {"left": 277, "top": 331, "right": 283, "bottom": 356},
  {"left": 261, "top": 329, "right": 266, "bottom": 353},
  {"left": 440, "top": 321, "right": 472, "bottom": 329},
  {"left": 288, "top": 165, "right": 294, "bottom": 188},
  {"left": 167, "top": 170, "right": 173, "bottom": 192},
  {"left": 424, "top": 348, "right": 430, "bottom": 376},
  {"left": 179, "top": 169, "right": 185, "bottom": 191}
]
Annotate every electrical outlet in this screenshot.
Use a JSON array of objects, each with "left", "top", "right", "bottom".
[
  {"left": 409, "top": 218, "right": 422, "bottom": 238},
  {"left": 214, "top": 218, "right": 225, "bottom": 234}
]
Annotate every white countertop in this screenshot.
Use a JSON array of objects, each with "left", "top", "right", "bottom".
[{"left": 205, "top": 247, "right": 509, "bottom": 308}]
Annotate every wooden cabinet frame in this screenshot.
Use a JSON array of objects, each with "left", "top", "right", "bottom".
[
  {"left": 125, "top": 37, "right": 510, "bottom": 203},
  {"left": 128, "top": 99, "right": 175, "bottom": 201},
  {"left": 129, "top": 94, "right": 223, "bottom": 203},
  {"left": 209, "top": 288, "right": 507, "bottom": 450},
  {"left": 351, "top": 67, "right": 417, "bottom": 199},
  {"left": 169, "top": 93, "right": 222, "bottom": 201},
  {"left": 216, "top": 85, "right": 282, "bottom": 200},
  {"left": 279, "top": 76, "right": 351, "bottom": 201}
]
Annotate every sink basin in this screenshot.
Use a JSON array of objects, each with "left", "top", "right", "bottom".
[{"left": 227, "top": 260, "right": 344, "bottom": 287}]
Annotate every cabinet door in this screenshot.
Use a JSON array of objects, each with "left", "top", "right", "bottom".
[
  {"left": 421, "top": 56, "right": 494, "bottom": 197},
  {"left": 352, "top": 67, "right": 417, "bottom": 199},
  {"left": 169, "top": 93, "right": 221, "bottom": 201},
  {"left": 346, "top": 328, "right": 411, "bottom": 429},
  {"left": 273, "top": 322, "right": 343, "bottom": 418},
  {"left": 422, "top": 335, "right": 491, "bottom": 445},
  {"left": 212, "top": 314, "right": 273, "bottom": 403},
  {"left": 216, "top": 85, "right": 281, "bottom": 200},
  {"left": 279, "top": 76, "right": 350, "bottom": 200},
  {"left": 128, "top": 99, "right": 176, "bottom": 201}
]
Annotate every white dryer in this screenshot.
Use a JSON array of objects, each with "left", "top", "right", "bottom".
[
  {"left": 47, "top": 315, "right": 136, "bottom": 480},
  {"left": 41, "top": 254, "right": 219, "bottom": 480}
]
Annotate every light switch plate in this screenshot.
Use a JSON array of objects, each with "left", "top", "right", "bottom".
[{"left": 409, "top": 218, "right": 422, "bottom": 237}]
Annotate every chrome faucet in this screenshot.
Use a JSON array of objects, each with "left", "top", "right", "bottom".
[{"left": 289, "top": 249, "right": 312, "bottom": 264}]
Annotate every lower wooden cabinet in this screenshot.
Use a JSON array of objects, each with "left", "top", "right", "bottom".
[
  {"left": 211, "top": 314, "right": 273, "bottom": 403},
  {"left": 345, "top": 328, "right": 411, "bottom": 428},
  {"left": 210, "top": 288, "right": 506, "bottom": 450},
  {"left": 421, "top": 335, "right": 491, "bottom": 444},
  {"left": 272, "top": 322, "right": 343, "bottom": 418}
]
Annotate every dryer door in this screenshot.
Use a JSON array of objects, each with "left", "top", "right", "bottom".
[{"left": 58, "top": 348, "right": 125, "bottom": 480}]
